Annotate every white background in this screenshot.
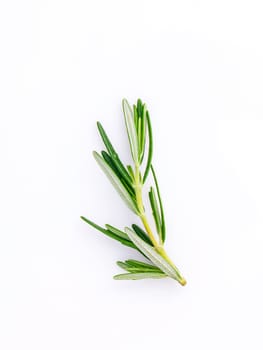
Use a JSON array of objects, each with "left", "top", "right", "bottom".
[{"left": 1, "top": 1, "right": 263, "bottom": 349}]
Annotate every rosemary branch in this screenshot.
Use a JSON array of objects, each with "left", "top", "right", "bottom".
[{"left": 81, "top": 98, "right": 186, "bottom": 285}]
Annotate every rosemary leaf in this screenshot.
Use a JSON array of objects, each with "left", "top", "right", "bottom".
[
  {"left": 97, "top": 122, "right": 132, "bottom": 186},
  {"left": 137, "top": 116, "right": 142, "bottom": 158},
  {"left": 105, "top": 224, "right": 129, "bottom": 240},
  {"left": 122, "top": 99, "right": 139, "bottom": 164},
  {"left": 116, "top": 261, "right": 131, "bottom": 271},
  {"left": 101, "top": 151, "right": 135, "bottom": 198},
  {"left": 149, "top": 186, "right": 162, "bottom": 239},
  {"left": 113, "top": 272, "right": 166, "bottom": 280},
  {"left": 127, "top": 165, "right": 135, "bottom": 181},
  {"left": 116, "top": 261, "right": 157, "bottom": 273},
  {"left": 142, "top": 111, "right": 153, "bottom": 183},
  {"left": 133, "top": 104, "right": 138, "bottom": 130},
  {"left": 93, "top": 151, "right": 139, "bottom": 214},
  {"left": 131, "top": 224, "right": 153, "bottom": 246},
  {"left": 139, "top": 104, "right": 147, "bottom": 163},
  {"left": 121, "top": 260, "right": 164, "bottom": 274},
  {"left": 80, "top": 216, "right": 136, "bottom": 249},
  {"left": 151, "top": 165, "right": 166, "bottom": 242},
  {"left": 137, "top": 99, "right": 143, "bottom": 116},
  {"left": 124, "top": 259, "right": 159, "bottom": 270}
]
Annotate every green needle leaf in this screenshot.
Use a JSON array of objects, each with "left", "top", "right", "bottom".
[
  {"left": 143, "top": 111, "right": 153, "bottom": 183},
  {"left": 149, "top": 186, "right": 162, "bottom": 239},
  {"left": 124, "top": 259, "right": 159, "bottom": 270},
  {"left": 133, "top": 104, "right": 138, "bottom": 130},
  {"left": 113, "top": 272, "right": 166, "bottom": 280},
  {"left": 137, "top": 99, "right": 143, "bottom": 116},
  {"left": 93, "top": 151, "right": 139, "bottom": 214},
  {"left": 127, "top": 165, "right": 135, "bottom": 181},
  {"left": 116, "top": 261, "right": 161, "bottom": 273},
  {"left": 97, "top": 122, "right": 133, "bottom": 186},
  {"left": 105, "top": 224, "right": 129, "bottom": 240},
  {"left": 131, "top": 224, "right": 153, "bottom": 246},
  {"left": 122, "top": 99, "right": 139, "bottom": 164},
  {"left": 116, "top": 262, "right": 150, "bottom": 273},
  {"left": 139, "top": 104, "right": 147, "bottom": 163},
  {"left": 116, "top": 261, "right": 131, "bottom": 271},
  {"left": 101, "top": 151, "right": 135, "bottom": 198},
  {"left": 122, "top": 260, "right": 164, "bottom": 274},
  {"left": 151, "top": 165, "right": 166, "bottom": 242},
  {"left": 137, "top": 116, "right": 142, "bottom": 156},
  {"left": 80, "top": 216, "right": 137, "bottom": 249}
]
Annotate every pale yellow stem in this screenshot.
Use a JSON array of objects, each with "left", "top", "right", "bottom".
[
  {"left": 134, "top": 164, "right": 159, "bottom": 248},
  {"left": 133, "top": 164, "right": 186, "bottom": 286}
]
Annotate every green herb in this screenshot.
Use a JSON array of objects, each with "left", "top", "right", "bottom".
[{"left": 81, "top": 99, "right": 186, "bottom": 285}]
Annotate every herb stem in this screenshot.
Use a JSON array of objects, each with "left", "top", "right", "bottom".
[
  {"left": 158, "top": 247, "right": 187, "bottom": 286},
  {"left": 134, "top": 164, "right": 160, "bottom": 248},
  {"left": 140, "top": 214, "right": 159, "bottom": 248}
]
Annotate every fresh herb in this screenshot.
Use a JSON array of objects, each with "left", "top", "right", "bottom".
[{"left": 81, "top": 99, "right": 186, "bottom": 285}]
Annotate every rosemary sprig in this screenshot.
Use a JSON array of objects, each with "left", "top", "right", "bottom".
[{"left": 81, "top": 99, "right": 186, "bottom": 285}]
